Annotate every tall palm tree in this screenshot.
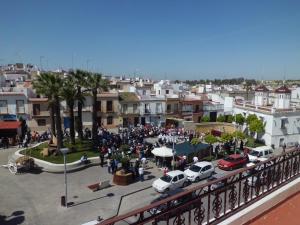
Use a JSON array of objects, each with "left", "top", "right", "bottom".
[
  {"left": 86, "top": 72, "right": 109, "bottom": 149},
  {"left": 71, "top": 69, "right": 89, "bottom": 141},
  {"left": 51, "top": 73, "right": 64, "bottom": 150},
  {"left": 61, "top": 76, "right": 78, "bottom": 145},
  {"left": 32, "top": 72, "right": 56, "bottom": 137},
  {"left": 33, "top": 72, "right": 64, "bottom": 150}
]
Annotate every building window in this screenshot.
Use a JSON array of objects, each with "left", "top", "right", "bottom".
[
  {"left": 16, "top": 100, "right": 25, "bottom": 113},
  {"left": 145, "top": 104, "right": 150, "bottom": 113},
  {"left": 97, "top": 101, "right": 101, "bottom": 111},
  {"left": 107, "top": 101, "right": 113, "bottom": 112},
  {"left": 281, "top": 118, "right": 287, "bottom": 129},
  {"left": 37, "top": 119, "right": 46, "bottom": 126},
  {"left": 166, "top": 90, "right": 169, "bottom": 94},
  {"left": 143, "top": 90, "right": 146, "bottom": 95},
  {"left": 156, "top": 103, "right": 161, "bottom": 113},
  {"left": 33, "top": 104, "right": 40, "bottom": 115},
  {"left": 107, "top": 116, "right": 113, "bottom": 125},
  {"left": 0, "top": 100, "right": 8, "bottom": 113},
  {"left": 123, "top": 104, "right": 128, "bottom": 113},
  {"left": 158, "top": 90, "right": 161, "bottom": 95},
  {"left": 174, "top": 103, "right": 178, "bottom": 113},
  {"left": 167, "top": 104, "right": 171, "bottom": 112},
  {"left": 133, "top": 104, "right": 138, "bottom": 113}
]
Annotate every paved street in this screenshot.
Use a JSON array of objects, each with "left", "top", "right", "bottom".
[{"left": 0, "top": 144, "right": 286, "bottom": 225}]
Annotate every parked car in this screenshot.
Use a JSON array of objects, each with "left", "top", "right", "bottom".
[
  {"left": 203, "top": 173, "right": 232, "bottom": 194},
  {"left": 246, "top": 158, "right": 274, "bottom": 187},
  {"left": 152, "top": 170, "right": 188, "bottom": 193},
  {"left": 218, "top": 154, "right": 247, "bottom": 170},
  {"left": 148, "top": 189, "right": 196, "bottom": 218},
  {"left": 248, "top": 146, "right": 274, "bottom": 162},
  {"left": 184, "top": 161, "right": 214, "bottom": 182}
]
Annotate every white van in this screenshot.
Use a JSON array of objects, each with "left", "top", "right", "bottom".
[{"left": 248, "top": 146, "right": 274, "bottom": 162}]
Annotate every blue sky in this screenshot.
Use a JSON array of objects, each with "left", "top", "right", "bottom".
[{"left": 1, "top": 0, "right": 300, "bottom": 80}]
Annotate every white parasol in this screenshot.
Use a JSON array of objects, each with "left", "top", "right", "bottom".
[{"left": 151, "top": 146, "right": 174, "bottom": 157}]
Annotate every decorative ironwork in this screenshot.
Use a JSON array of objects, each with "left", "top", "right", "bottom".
[
  {"left": 173, "top": 212, "right": 185, "bottom": 225},
  {"left": 243, "top": 180, "right": 250, "bottom": 202},
  {"left": 212, "top": 193, "right": 222, "bottom": 218},
  {"left": 293, "top": 157, "right": 298, "bottom": 175},
  {"left": 266, "top": 169, "right": 273, "bottom": 189},
  {"left": 285, "top": 160, "right": 290, "bottom": 180},
  {"left": 228, "top": 185, "right": 237, "bottom": 210},
  {"left": 194, "top": 200, "right": 205, "bottom": 225},
  {"left": 99, "top": 148, "right": 300, "bottom": 225},
  {"left": 254, "top": 174, "right": 261, "bottom": 196}
]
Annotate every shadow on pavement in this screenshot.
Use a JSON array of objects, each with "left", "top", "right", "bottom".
[
  {"left": 70, "top": 193, "right": 115, "bottom": 207},
  {"left": 0, "top": 210, "right": 25, "bottom": 225}
]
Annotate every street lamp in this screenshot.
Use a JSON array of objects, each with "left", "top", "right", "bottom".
[{"left": 60, "top": 147, "right": 69, "bottom": 207}]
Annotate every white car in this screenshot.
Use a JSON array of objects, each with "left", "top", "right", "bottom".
[
  {"left": 184, "top": 161, "right": 214, "bottom": 182},
  {"left": 152, "top": 170, "right": 188, "bottom": 193},
  {"left": 248, "top": 146, "right": 274, "bottom": 162}
]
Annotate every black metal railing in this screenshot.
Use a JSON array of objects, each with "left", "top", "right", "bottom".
[{"left": 99, "top": 148, "right": 300, "bottom": 225}]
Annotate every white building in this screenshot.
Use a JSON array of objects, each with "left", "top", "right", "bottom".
[{"left": 233, "top": 85, "right": 300, "bottom": 148}]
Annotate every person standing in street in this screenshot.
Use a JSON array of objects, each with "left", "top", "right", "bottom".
[
  {"left": 107, "top": 158, "right": 111, "bottom": 173},
  {"left": 139, "top": 166, "right": 144, "bottom": 182}
]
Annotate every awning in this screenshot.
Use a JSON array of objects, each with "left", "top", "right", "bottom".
[{"left": 0, "top": 121, "right": 21, "bottom": 130}]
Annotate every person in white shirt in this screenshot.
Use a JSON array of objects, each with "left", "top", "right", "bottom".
[
  {"left": 138, "top": 166, "right": 144, "bottom": 182},
  {"left": 193, "top": 156, "right": 198, "bottom": 163}
]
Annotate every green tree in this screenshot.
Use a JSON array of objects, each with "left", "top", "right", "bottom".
[
  {"left": 232, "top": 130, "right": 246, "bottom": 140},
  {"left": 226, "top": 115, "right": 234, "bottom": 123},
  {"left": 71, "top": 69, "right": 89, "bottom": 141},
  {"left": 61, "top": 76, "right": 78, "bottom": 145},
  {"left": 191, "top": 137, "right": 200, "bottom": 145},
  {"left": 33, "top": 72, "right": 56, "bottom": 137},
  {"left": 204, "top": 134, "right": 218, "bottom": 145},
  {"left": 216, "top": 114, "right": 225, "bottom": 122},
  {"left": 201, "top": 115, "right": 210, "bottom": 122},
  {"left": 246, "top": 114, "right": 258, "bottom": 125},
  {"left": 33, "top": 72, "right": 64, "bottom": 150},
  {"left": 249, "top": 119, "right": 265, "bottom": 138},
  {"left": 86, "top": 72, "right": 109, "bottom": 149},
  {"left": 220, "top": 133, "right": 233, "bottom": 143},
  {"left": 235, "top": 114, "right": 245, "bottom": 126}
]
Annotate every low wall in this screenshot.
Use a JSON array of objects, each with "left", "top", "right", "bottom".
[
  {"left": 15, "top": 143, "right": 100, "bottom": 173},
  {"left": 184, "top": 121, "right": 236, "bottom": 134}
]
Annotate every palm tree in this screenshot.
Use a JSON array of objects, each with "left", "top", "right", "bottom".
[
  {"left": 50, "top": 73, "right": 64, "bottom": 150},
  {"left": 32, "top": 72, "right": 56, "bottom": 137},
  {"left": 61, "top": 76, "right": 77, "bottom": 145},
  {"left": 86, "top": 72, "right": 109, "bottom": 149},
  {"left": 71, "top": 69, "right": 89, "bottom": 141}
]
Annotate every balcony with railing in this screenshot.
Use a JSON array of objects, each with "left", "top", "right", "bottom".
[
  {"left": 144, "top": 108, "right": 151, "bottom": 114},
  {"left": 0, "top": 107, "right": 8, "bottom": 114},
  {"left": 16, "top": 107, "right": 25, "bottom": 114},
  {"left": 100, "top": 148, "right": 300, "bottom": 225},
  {"left": 32, "top": 110, "right": 50, "bottom": 117}
]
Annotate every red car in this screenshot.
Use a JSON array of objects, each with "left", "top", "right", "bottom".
[{"left": 218, "top": 154, "right": 247, "bottom": 171}]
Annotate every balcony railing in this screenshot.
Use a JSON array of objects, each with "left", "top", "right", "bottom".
[
  {"left": 32, "top": 111, "right": 50, "bottom": 117},
  {"left": 17, "top": 107, "right": 25, "bottom": 114},
  {"left": 0, "top": 107, "right": 8, "bottom": 114},
  {"left": 144, "top": 109, "right": 151, "bottom": 114},
  {"left": 100, "top": 148, "right": 300, "bottom": 225}
]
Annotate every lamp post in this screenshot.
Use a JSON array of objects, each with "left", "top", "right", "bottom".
[{"left": 60, "top": 148, "right": 69, "bottom": 207}]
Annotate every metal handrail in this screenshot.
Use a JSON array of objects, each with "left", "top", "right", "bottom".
[{"left": 99, "top": 147, "right": 300, "bottom": 225}]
